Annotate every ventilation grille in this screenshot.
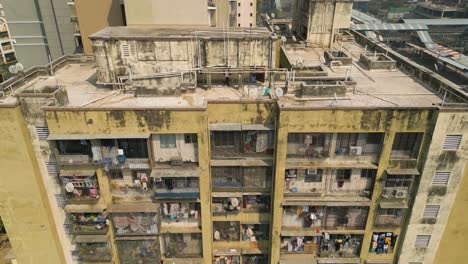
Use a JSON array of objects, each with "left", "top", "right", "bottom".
[
  {"left": 432, "top": 171, "right": 450, "bottom": 185},
  {"left": 414, "top": 235, "right": 431, "bottom": 248},
  {"left": 442, "top": 135, "right": 462, "bottom": 150},
  {"left": 423, "top": 205, "right": 440, "bottom": 218},
  {"left": 55, "top": 194, "right": 67, "bottom": 208},
  {"left": 120, "top": 44, "right": 131, "bottom": 57},
  {"left": 46, "top": 161, "right": 59, "bottom": 176},
  {"left": 35, "top": 125, "right": 49, "bottom": 140}
]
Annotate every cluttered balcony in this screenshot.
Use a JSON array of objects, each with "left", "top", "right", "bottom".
[
  {"left": 213, "top": 221, "right": 240, "bottom": 241},
  {"left": 56, "top": 140, "right": 93, "bottom": 165},
  {"left": 210, "top": 129, "right": 275, "bottom": 159},
  {"left": 212, "top": 196, "right": 242, "bottom": 215},
  {"left": 100, "top": 138, "right": 150, "bottom": 169},
  {"left": 108, "top": 169, "right": 154, "bottom": 203},
  {"left": 287, "top": 133, "right": 383, "bottom": 164},
  {"left": 154, "top": 177, "right": 200, "bottom": 199},
  {"left": 160, "top": 202, "right": 201, "bottom": 233},
  {"left": 381, "top": 172, "right": 415, "bottom": 200},
  {"left": 282, "top": 206, "right": 369, "bottom": 232},
  {"left": 74, "top": 236, "right": 112, "bottom": 262},
  {"left": 116, "top": 239, "right": 160, "bottom": 263},
  {"left": 284, "top": 168, "right": 374, "bottom": 198},
  {"left": 162, "top": 233, "right": 203, "bottom": 258},
  {"left": 212, "top": 166, "right": 272, "bottom": 192},
  {"left": 112, "top": 212, "right": 159, "bottom": 236},
  {"left": 280, "top": 234, "right": 363, "bottom": 258},
  {"left": 241, "top": 224, "right": 269, "bottom": 242},
  {"left": 60, "top": 169, "right": 99, "bottom": 202},
  {"left": 68, "top": 212, "right": 108, "bottom": 235}
]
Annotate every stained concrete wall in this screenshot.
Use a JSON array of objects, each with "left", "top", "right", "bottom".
[
  {"left": 399, "top": 110, "right": 468, "bottom": 264},
  {"left": 75, "top": 0, "right": 124, "bottom": 54},
  {"left": 92, "top": 37, "right": 272, "bottom": 84},
  {"left": 0, "top": 105, "right": 65, "bottom": 264}
]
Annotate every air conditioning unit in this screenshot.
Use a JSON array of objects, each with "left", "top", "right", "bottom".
[
  {"left": 306, "top": 169, "right": 317, "bottom": 175},
  {"left": 155, "top": 177, "right": 162, "bottom": 182},
  {"left": 349, "top": 146, "right": 363, "bottom": 156},
  {"left": 169, "top": 157, "right": 183, "bottom": 166},
  {"left": 396, "top": 189, "right": 408, "bottom": 198}
]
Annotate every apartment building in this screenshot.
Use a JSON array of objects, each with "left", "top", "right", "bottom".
[
  {"left": 0, "top": 3, "right": 467, "bottom": 264},
  {"left": 124, "top": 0, "right": 257, "bottom": 28}
]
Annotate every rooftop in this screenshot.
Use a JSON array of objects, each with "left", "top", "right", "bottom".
[{"left": 90, "top": 26, "right": 274, "bottom": 41}]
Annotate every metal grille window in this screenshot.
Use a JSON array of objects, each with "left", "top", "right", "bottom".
[
  {"left": 432, "top": 171, "right": 450, "bottom": 185},
  {"left": 442, "top": 135, "right": 462, "bottom": 150},
  {"left": 212, "top": 167, "right": 242, "bottom": 187},
  {"left": 304, "top": 169, "right": 323, "bottom": 182},
  {"left": 120, "top": 44, "right": 130, "bottom": 57},
  {"left": 213, "top": 131, "right": 236, "bottom": 146},
  {"left": 243, "top": 167, "right": 270, "bottom": 187},
  {"left": 391, "top": 132, "right": 423, "bottom": 158},
  {"left": 361, "top": 169, "right": 377, "bottom": 178},
  {"left": 414, "top": 235, "right": 431, "bottom": 248},
  {"left": 160, "top": 134, "right": 176, "bottom": 148},
  {"left": 336, "top": 169, "right": 352, "bottom": 181},
  {"left": 385, "top": 175, "right": 413, "bottom": 188},
  {"left": 367, "top": 133, "right": 383, "bottom": 144},
  {"left": 184, "top": 134, "right": 197, "bottom": 144},
  {"left": 423, "top": 205, "right": 440, "bottom": 219},
  {"left": 336, "top": 133, "right": 358, "bottom": 148},
  {"left": 108, "top": 170, "right": 123, "bottom": 179}
]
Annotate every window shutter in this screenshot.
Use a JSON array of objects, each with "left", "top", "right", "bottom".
[
  {"left": 432, "top": 171, "right": 450, "bottom": 185},
  {"left": 120, "top": 44, "right": 131, "bottom": 57},
  {"left": 35, "top": 125, "right": 49, "bottom": 140},
  {"left": 414, "top": 235, "right": 431, "bottom": 248},
  {"left": 423, "top": 205, "right": 440, "bottom": 218},
  {"left": 442, "top": 135, "right": 462, "bottom": 150}
]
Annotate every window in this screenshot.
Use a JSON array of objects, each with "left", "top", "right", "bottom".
[
  {"left": 336, "top": 169, "right": 351, "bottom": 180},
  {"left": 250, "top": 23, "right": 252, "bottom": 27},
  {"left": 379, "top": 208, "right": 402, "bottom": 217},
  {"left": 117, "top": 139, "right": 148, "bottom": 158},
  {"left": 336, "top": 133, "right": 358, "bottom": 149},
  {"left": 212, "top": 167, "right": 242, "bottom": 187},
  {"left": 109, "top": 170, "right": 123, "bottom": 179},
  {"left": 391, "top": 132, "right": 423, "bottom": 158},
  {"left": 238, "top": 2, "right": 240, "bottom": 6},
  {"left": 305, "top": 169, "right": 323, "bottom": 182},
  {"left": 160, "top": 134, "right": 176, "bottom": 148},
  {"left": 238, "top": 23, "right": 241, "bottom": 27},
  {"left": 442, "top": 135, "right": 462, "bottom": 150},
  {"left": 423, "top": 205, "right": 440, "bottom": 219},
  {"left": 250, "top": 2, "right": 253, "bottom": 6},
  {"left": 184, "top": 134, "right": 197, "bottom": 144},
  {"left": 57, "top": 140, "right": 92, "bottom": 155},
  {"left": 414, "top": 235, "right": 430, "bottom": 248},
  {"left": 238, "top": 13, "right": 241, "bottom": 17},
  {"left": 361, "top": 169, "right": 377, "bottom": 178},
  {"left": 213, "top": 131, "right": 236, "bottom": 146},
  {"left": 243, "top": 167, "right": 271, "bottom": 187},
  {"left": 385, "top": 175, "right": 413, "bottom": 188},
  {"left": 250, "top": 13, "right": 253, "bottom": 17},
  {"left": 432, "top": 171, "right": 450, "bottom": 185},
  {"left": 367, "top": 133, "right": 383, "bottom": 144}
]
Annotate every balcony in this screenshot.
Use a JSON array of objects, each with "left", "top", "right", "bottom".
[
  {"left": 155, "top": 177, "right": 199, "bottom": 199},
  {"left": 109, "top": 169, "right": 154, "bottom": 203},
  {"left": 162, "top": 233, "right": 202, "bottom": 258},
  {"left": 375, "top": 214, "right": 403, "bottom": 227},
  {"left": 280, "top": 234, "right": 363, "bottom": 258},
  {"left": 213, "top": 221, "right": 240, "bottom": 241},
  {"left": 368, "top": 232, "right": 398, "bottom": 254},
  {"left": 75, "top": 236, "right": 112, "bottom": 262},
  {"left": 60, "top": 170, "right": 99, "bottom": 202},
  {"left": 151, "top": 134, "right": 198, "bottom": 163},
  {"left": 210, "top": 130, "right": 274, "bottom": 159},
  {"left": 282, "top": 206, "right": 368, "bottom": 231},
  {"left": 212, "top": 197, "right": 241, "bottom": 215},
  {"left": 242, "top": 195, "right": 271, "bottom": 213},
  {"left": 112, "top": 212, "right": 159, "bottom": 236},
  {"left": 212, "top": 166, "right": 272, "bottom": 192},
  {"left": 390, "top": 132, "right": 423, "bottom": 160},
  {"left": 284, "top": 168, "right": 374, "bottom": 198},
  {"left": 68, "top": 212, "right": 107, "bottom": 235},
  {"left": 287, "top": 133, "right": 383, "bottom": 163},
  {"left": 160, "top": 202, "right": 201, "bottom": 232},
  {"left": 56, "top": 140, "right": 93, "bottom": 165},
  {"left": 243, "top": 255, "right": 268, "bottom": 264},
  {"left": 241, "top": 224, "right": 269, "bottom": 241},
  {"left": 116, "top": 239, "right": 160, "bottom": 263}
]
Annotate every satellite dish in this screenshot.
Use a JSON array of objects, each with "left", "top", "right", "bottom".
[
  {"left": 281, "top": 36, "right": 287, "bottom": 43},
  {"left": 292, "top": 36, "right": 297, "bottom": 42},
  {"left": 276, "top": 88, "right": 284, "bottom": 97},
  {"left": 275, "top": 25, "right": 280, "bottom": 31},
  {"left": 8, "top": 64, "right": 18, "bottom": 74},
  {"left": 320, "top": 56, "right": 326, "bottom": 64},
  {"left": 65, "top": 182, "right": 75, "bottom": 193},
  {"left": 214, "top": 231, "right": 221, "bottom": 240},
  {"left": 271, "top": 13, "right": 275, "bottom": 18},
  {"left": 230, "top": 197, "right": 239, "bottom": 207},
  {"left": 15, "top": 63, "right": 24, "bottom": 72},
  {"left": 378, "top": 35, "right": 384, "bottom": 42}
]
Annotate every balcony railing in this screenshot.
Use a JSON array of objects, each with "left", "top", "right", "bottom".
[
  {"left": 375, "top": 215, "right": 403, "bottom": 226},
  {"left": 77, "top": 243, "right": 112, "bottom": 262},
  {"left": 163, "top": 234, "right": 202, "bottom": 258}
]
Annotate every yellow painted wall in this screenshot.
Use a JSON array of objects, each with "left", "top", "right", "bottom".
[
  {"left": 75, "top": 0, "right": 124, "bottom": 54},
  {"left": 433, "top": 163, "right": 468, "bottom": 263},
  {"left": 0, "top": 106, "right": 65, "bottom": 264},
  {"left": 207, "top": 102, "right": 277, "bottom": 124}
]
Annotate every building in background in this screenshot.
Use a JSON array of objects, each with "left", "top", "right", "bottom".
[
  {"left": 124, "top": 0, "right": 257, "bottom": 28},
  {"left": 0, "top": 14, "right": 17, "bottom": 82}
]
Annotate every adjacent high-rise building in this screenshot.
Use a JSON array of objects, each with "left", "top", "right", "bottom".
[{"left": 0, "top": 2, "right": 467, "bottom": 264}]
